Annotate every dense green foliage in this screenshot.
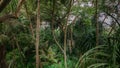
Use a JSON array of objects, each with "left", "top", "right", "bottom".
[{"left": 0, "top": 0, "right": 120, "bottom": 68}]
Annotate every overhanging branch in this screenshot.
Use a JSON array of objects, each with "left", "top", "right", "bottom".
[
  {"left": 0, "top": 14, "right": 17, "bottom": 23},
  {"left": 105, "top": 12, "right": 120, "bottom": 27}
]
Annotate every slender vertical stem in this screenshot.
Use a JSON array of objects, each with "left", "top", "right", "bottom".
[
  {"left": 51, "top": 0, "right": 64, "bottom": 63},
  {"left": 24, "top": 2, "right": 35, "bottom": 39},
  {"left": 95, "top": 0, "right": 99, "bottom": 46},
  {"left": 64, "top": 26, "right": 67, "bottom": 68},
  {"left": 35, "top": 0, "right": 42, "bottom": 68},
  {"left": 63, "top": 1, "right": 73, "bottom": 68}
]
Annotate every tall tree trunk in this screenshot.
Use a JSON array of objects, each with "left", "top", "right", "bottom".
[{"left": 35, "top": 0, "right": 42, "bottom": 68}]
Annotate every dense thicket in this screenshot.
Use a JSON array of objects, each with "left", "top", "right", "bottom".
[{"left": 0, "top": 0, "right": 120, "bottom": 68}]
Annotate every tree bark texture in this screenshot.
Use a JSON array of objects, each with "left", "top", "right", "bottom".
[{"left": 0, "top": 45, "right": 7, "bottom": 68}]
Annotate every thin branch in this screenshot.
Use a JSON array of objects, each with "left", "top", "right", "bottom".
[
  {"left": 51, "top": 0, "right": 64, "bottom": 53},
  {"left": 69, "top": 15, "right": 79, "bottom": 53},
  {"left": 101, "top": 15, "right": 107, "bottom": 24},
  {"left": 52, "top": 31, "right": 64, "bottom": 53},
  {"left": 0, "top": 14, "right": 17, "bottom": 23},
  {"left": 60, "top": 0, "right": 74, "bottom": 21},
  {"left": 0, "top": 0, "right": 25, "bottom": 23},
  {"left": 105, "top": 12, "right": 120, "bottom": 26},
  {"left": 13, "top": 36, "right": 25, "bottom": 59},
  {"left": 24, "top": 2, "right": 35, "bottom": 39},
  {"left": 14, "top": 0, "right": 26, "bottom": 17},
  {"left": 108, "top": 22, "right": 116, "bottom": 36}
]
